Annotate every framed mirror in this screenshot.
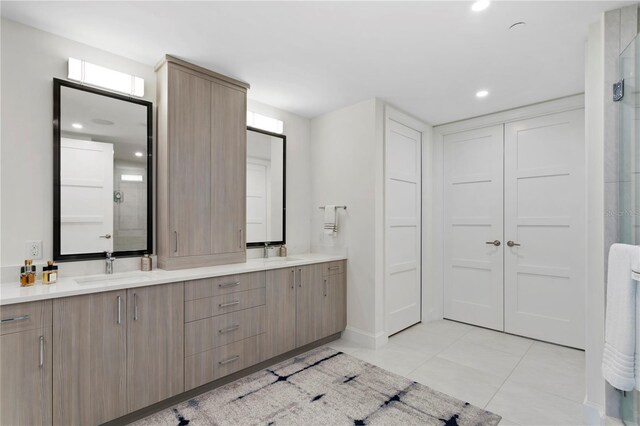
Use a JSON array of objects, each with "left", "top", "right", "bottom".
[
  {"left": 246, "top": 126, "right": 286, "bottom": 247},
  {"left": 53, "top": 78, "right": 153, "bottom": 261}
]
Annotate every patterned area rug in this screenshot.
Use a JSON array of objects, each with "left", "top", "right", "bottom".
[{"left": 133, "top": 347, "right": 501, "bottom": 426}]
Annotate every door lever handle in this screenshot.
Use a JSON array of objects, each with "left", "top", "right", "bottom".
[
  {"left": 507, "top": 241, "right": 521, "bottom": 247},
  {"left": 485, "top": 240, "right": 501, "bottom": 247}
]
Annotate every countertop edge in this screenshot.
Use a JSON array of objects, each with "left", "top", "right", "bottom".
[{"left": 0, "top": 254, "right": 347, "bottom": 306}]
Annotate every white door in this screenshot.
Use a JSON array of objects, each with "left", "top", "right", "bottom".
[
  {"left": 60, "top": 138, "right": 114, "bottom": 254},
  {"left": 504, "top": 109, "right": 585, "bottom": 349},
  {"left": 443, "top": 125, "right": 504, "bottom": 331},
  {"left": 385, "top": 118, "right": 422, "bottom": 335},
  {"left": 246, "top": 159, "right": 270, "bottom": 243}
]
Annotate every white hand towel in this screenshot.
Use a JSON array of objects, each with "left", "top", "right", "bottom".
[
  {"left": 636, "top": 255, "right": 640, "bottom": 391},
  {"left": 323, "top": 205, "right": 337, "bottom": 236},
  {"left": 602, "top": 243, "right": 639, "bottom": 391}
]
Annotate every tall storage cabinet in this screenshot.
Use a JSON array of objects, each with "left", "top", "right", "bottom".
[{"left": 156, "top": 55, "right": 250, "bottom": 270}]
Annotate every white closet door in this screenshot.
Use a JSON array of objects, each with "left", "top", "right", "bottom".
[
  {"left": 443, "top": 125, "right": 504, "bottom": 331},
  {"left": 504, "top": 109, "right": 585, "bottom": 349},
  {"left": 385, "top": 119, "right": 422, "bottom": 335}
]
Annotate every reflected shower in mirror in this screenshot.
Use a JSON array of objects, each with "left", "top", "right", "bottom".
[
  {"left": 54, "top": 79, "right": 152, "bottom": 260},
  {"left": 246, "top": 126, "right": 286, "bottom": 246}
]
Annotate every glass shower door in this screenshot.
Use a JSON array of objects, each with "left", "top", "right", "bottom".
[
  {"left": 619, "top": 34, "right": 640, "bottom": 426},
  {"left": 619, "top": 36, "right": 640, "bottom": 245}
]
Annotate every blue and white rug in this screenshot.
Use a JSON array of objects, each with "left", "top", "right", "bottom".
[{"left": 133, "top": 347, "right": 501, "bottom": 426}]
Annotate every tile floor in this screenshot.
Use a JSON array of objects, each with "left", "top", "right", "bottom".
[{"left": 325, "top": 320, "right": 586, "bottom": 426}]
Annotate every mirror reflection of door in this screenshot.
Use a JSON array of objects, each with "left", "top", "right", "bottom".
[
  {"left": 55, "top": 81, "right": 152, "bottom": 259},
  {"left": 60, "top": 138, "right": 114, "bottom": 254},
  {"left": 246, "top": 127, "right": 285, "bottom": 246},
  {"left": 247, "top": 160, "right": 271, "bottom": 241}
]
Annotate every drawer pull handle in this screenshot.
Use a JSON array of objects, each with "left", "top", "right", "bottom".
[
  {"left": 0, "top": 314, "right": 30, "bottom": 324},
  {"left": 219, "top": 300, "right": 240, "bottom": 308},
  {"left": 219, "top": 324, "right": 240, "bottom": 334},
  {"left": 117, "top": 296, "right": 122, "bottom": 325},
  {"left": 133, "top": 293, "right": 139, "bottom": 321},
  {"left": 328, "top": 266, "right": 340, "bottom": 271},
  {"left": 39, "top": 336, "right": 44, "bottom": 368},
  {"left": 219, "top": 281, "right": 240, "bottom": 289},
  {"left": 219, "top": 355, "right": 240, "bottom": 365}
]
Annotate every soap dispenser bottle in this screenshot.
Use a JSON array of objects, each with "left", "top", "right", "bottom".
[
  {"left": 42, "top": 260, "right": 58, "bottom": 284},
  {"left": 20, "top": 259, "right": 36, "bottom": 287}
]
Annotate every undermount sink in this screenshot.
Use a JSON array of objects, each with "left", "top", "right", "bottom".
[
  {"left": 264, "top": 256, "right": 303, "bottom": 262},
  {"left": 75, "top": 272, "right": 152, "bottom": 286}
]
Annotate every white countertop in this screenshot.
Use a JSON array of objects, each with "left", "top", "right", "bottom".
[{"left": 0, "top": 253, "right": 346, "bottom": 306}]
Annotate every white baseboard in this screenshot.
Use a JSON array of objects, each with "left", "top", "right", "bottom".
[
  {"left": 342, "top": 326, "right": 388, "bottom": 349},
  {"left": 583, "top": 400, "right": 606, "bottom": 426}
]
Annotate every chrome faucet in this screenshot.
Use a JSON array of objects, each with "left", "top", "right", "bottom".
[
  {"left": 105, "top": 251, "right": 116, "bottom": 274},
  {"left": 263, "top": 243, "right": 269, "bottom": 259}
]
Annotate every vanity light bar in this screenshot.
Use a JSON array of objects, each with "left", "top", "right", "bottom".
[
  {"left": 121, "top": 174, "right": 143, "bottom": 182},
  {"left": 68, "top": 57, "right": 144, "bottom": 97}
]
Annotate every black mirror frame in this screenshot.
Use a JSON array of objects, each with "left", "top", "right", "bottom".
[
  {"left": 53, "top": 78, "right": 153, "bottom": 261},
  {"left": 246, "top": 125, "right": 286, "bottom": 248}
]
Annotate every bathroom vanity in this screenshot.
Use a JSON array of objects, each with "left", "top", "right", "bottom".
[{"left": 0, "top": 255, "right": 346, "bottom": 426}]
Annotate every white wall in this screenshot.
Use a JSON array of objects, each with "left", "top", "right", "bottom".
[
  {"left": 247, "top": 99, "right": 311, "bottom": 256},
  {"left": 310, "top": 98, "right": 383, "bottom": 346},
  {"left": 585, "top": 17, "right": 607, "bottom": 425},
  {"left": 0, "top": 19, "right": 312, "bottom": 278},
  {"left": 0, "top": 18, "right": 156, "bottom": 271}
]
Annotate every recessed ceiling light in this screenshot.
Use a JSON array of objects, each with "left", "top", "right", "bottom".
[
  {"left": 134, "top": 152, "right": 144, "bottom": 157},
  {"left": 71, "top": 123, "right": 83, "bottom": 129},
  {"left": 471, "top": 0, "right": 490, "bottom": 12},
  {"left": 476, "top": 90, "right": 489, "bottom": 98}
]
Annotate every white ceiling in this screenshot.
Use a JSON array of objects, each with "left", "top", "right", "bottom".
[{"left": 1, "top": 1, "right": 632, "bottom": 124}]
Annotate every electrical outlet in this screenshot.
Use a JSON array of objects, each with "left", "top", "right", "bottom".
[{"left": 25, "top": 240, "right": 43, "bottom": 260}]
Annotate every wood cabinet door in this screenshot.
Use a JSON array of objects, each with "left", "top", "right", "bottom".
[
  {"left": 127, "top": 282, "right": 184, "bottom": 412},
  {"left": 265, "top": 268, "right": 297, "bottom": 359},
  {"left": 168, "top": 66, "right": 212, "bottom": 257},
  {"left": 53, "top": 291, "right": 127, "bottom": 425},
  {"left": 322, "top": 272, "right": 347, "bottom": 337},
  {"left": 295, "top": 265, "right": 324, "bottom": 347},
  {"left": 210, "top": 81, "right": 246, "bottom": 254},
  {"left": 0, "top": 327, "right": 52, "bottom": 426}
]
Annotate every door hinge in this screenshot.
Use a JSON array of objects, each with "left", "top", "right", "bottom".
[{"left": 613, "top": 79, "right": 624, "bottom": 102}]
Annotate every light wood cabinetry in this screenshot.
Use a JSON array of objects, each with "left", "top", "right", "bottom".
[
  {"left": 156, "top": 55, "right": 250, "bottom": 270},
  {"left": 127, "top": 282, "right": 184, "bottom": 412},
  {"left": 265, "top": 268, "right": 297, "bottom": 359},
  {"left": 0, "top": 301, "right": 52, "bottom": 426},
  {"left": 0, "top": 260, "right": 345, "bottom": 425},
  {"left": 295, "top": 264, "right": 325, "bottom": 347},
  {"left": 185, "top": 305, "right": 266, "bottom": 356},
  {"left": 264, "top": 262, "right": 347, "bottom": 353},
  {"left": 167, "top": 67, "right": 212, "bottom": 258},
  {"left": 185, "top": 333, "right": 266, "bottom": 390},
  {"left": 52, "top": 291, "right": 127, "bottom": 426},
  {"left": 322, "top": 265, "right": 347, "bottom": 336}
]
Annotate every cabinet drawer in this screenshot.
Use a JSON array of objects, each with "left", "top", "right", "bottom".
[
  {"left": 184, "top": 272, "right": 265, "bottom": 301},
  {"left": 185, "top": 288, "right": 266, "bottom": 322},
  {"left": 185, "top": 333, "right": 265, "bottom": 390},
  {"left": 0, "top": 301, "right": 52, "bottom": 335},
  {"left": 185, "top": 305, "right": 265, "bottom": 356},
  {"left": 321, "top": 261, "right": 345, "bottom": 277}
]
